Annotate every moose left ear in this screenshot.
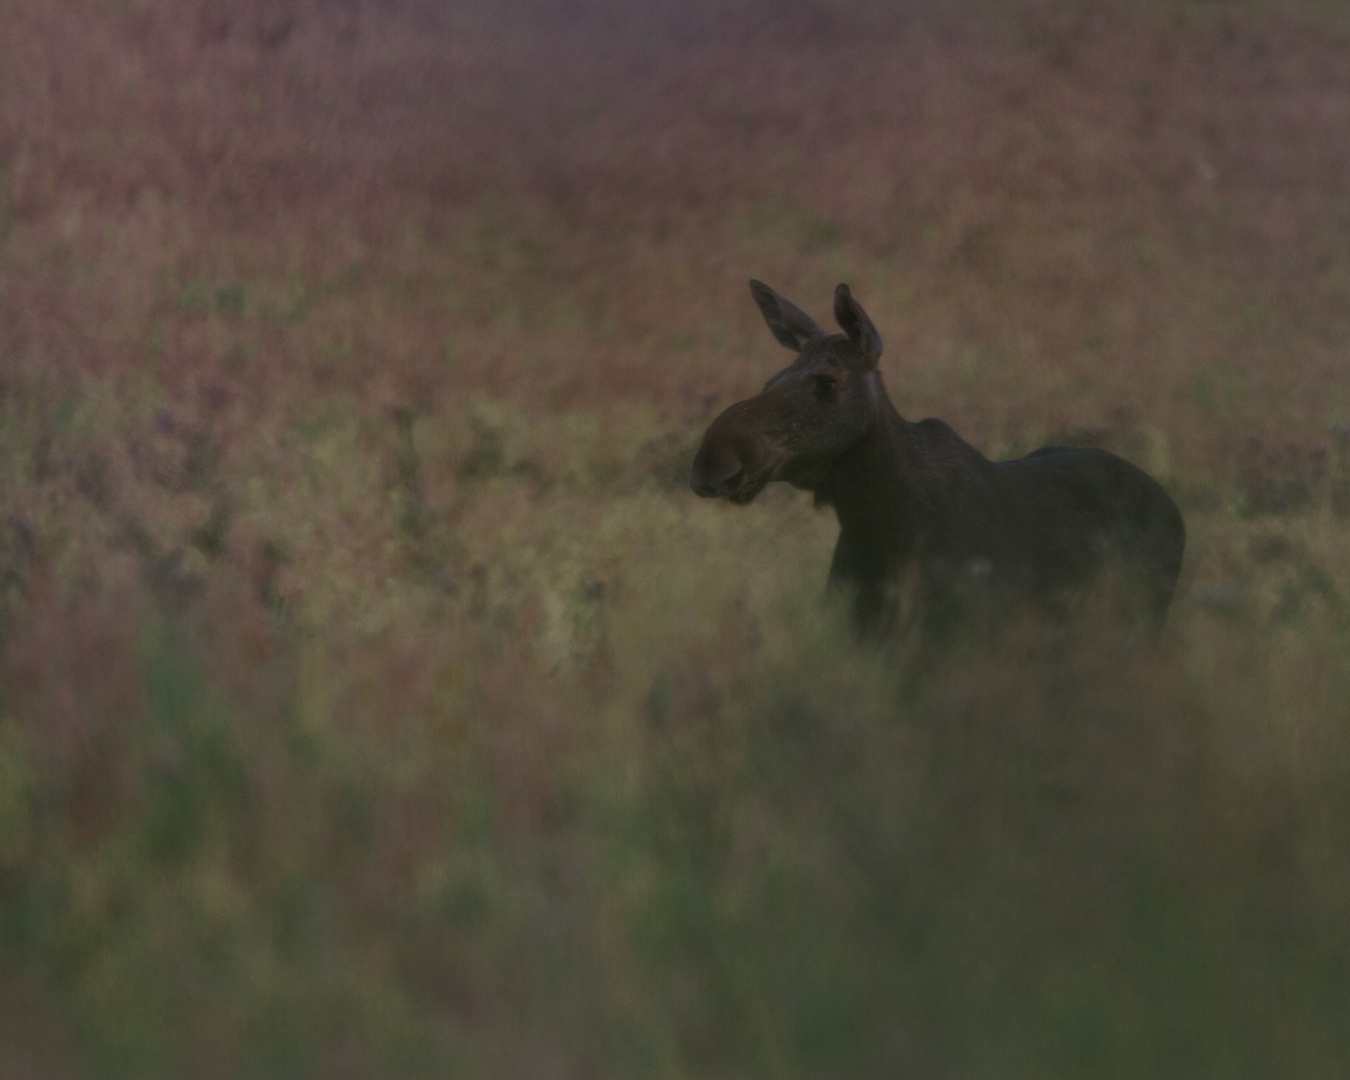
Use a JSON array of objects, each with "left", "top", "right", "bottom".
[{"left": 833, "top": 284, "right": 882, "bottom": 366}]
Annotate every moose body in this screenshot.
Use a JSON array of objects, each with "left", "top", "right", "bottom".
[{"left": 690, "top": 281, "right": 1185, "bottom": 637}]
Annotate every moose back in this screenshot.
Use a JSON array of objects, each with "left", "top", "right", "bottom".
[{"left": 690, "top": 281, "right": 1186, "bottom": 637}]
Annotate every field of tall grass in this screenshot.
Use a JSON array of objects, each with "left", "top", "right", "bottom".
[{"left": 2, "top": 0, "right": 1350, "bottom": 1075}]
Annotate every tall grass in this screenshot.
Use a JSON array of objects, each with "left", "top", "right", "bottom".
[{"left": 2, "top": 0, "right": 1350, "bottom": 1076}]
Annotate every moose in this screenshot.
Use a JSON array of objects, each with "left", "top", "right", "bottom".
[{"left": 690, "top": 281, "right": 1186, "bottom": 637}]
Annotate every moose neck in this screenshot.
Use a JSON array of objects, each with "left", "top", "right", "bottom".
[{"left": 824, "top": 374, "right": 926, "bottom": 576}]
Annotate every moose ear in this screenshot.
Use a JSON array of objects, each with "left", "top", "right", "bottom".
[
  {"left": 833, "top": 283, "right": 883, "bottom": 366},
  {"left": 749, "top": 279, "right": 823, "bottom": 352}
]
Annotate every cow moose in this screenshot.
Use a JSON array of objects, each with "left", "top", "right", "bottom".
[{"left": 690, "top": 281, "right": 1186, "bottom": 638}]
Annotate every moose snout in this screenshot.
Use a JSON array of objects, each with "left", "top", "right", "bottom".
[{"left": 690, "top": 440, "right": 744, "bottom": 498}]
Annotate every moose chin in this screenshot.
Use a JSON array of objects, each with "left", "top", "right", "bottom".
[{"left": 691, "top": 280, "right": 1186, "bottom": 639}]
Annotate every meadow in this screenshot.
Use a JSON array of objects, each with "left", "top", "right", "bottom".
[{"left": 2, "top": 0, "right": 1350, "bottom": 1075}]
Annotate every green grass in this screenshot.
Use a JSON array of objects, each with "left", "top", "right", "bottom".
[{"left": 2, "top": 381, "right": 1348, "bottom": 1077}]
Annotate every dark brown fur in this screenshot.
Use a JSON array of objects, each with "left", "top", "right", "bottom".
[{"left": 691, "top": 281, "right": 1186, "bottom": 637}]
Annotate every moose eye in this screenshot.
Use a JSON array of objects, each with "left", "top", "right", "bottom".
[{"left": 812, "top": 374, "right": 837, "bottom": 400}]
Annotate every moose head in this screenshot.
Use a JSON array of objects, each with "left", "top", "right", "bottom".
[{"left": 691, "top": 280, "right": 884, "bottom": 504}]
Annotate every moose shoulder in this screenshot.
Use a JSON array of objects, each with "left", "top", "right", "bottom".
[{"left": 690, "top": 281, "right": 1186, "bottom": 637}]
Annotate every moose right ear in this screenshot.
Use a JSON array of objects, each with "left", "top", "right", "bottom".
[
  {"left": 749, "top": 280, "right": 823, "bottom": 352},
  {"left": 833, "top": 283, "right": 883, "bottom": 366}
]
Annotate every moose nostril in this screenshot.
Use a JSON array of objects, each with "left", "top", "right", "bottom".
[
  {"left": 691, "top": 444, "right": 744, "bottom": 497},
  {"left": 692, "top": 466, "right": 740, "bottom": 498},
  {"left": 701, "top": 467, "right": 742, "bottom": 497}
]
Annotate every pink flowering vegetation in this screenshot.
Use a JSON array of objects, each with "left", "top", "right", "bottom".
[{"left": 2, "top": 1, "right": 1350, "bottom": 1076}]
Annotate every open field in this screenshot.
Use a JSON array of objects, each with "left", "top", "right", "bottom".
[{"left": 2, "top": 0, "right": 1350, "bottom": 1075}]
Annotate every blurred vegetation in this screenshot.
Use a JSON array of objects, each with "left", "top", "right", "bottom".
[{"left": 3, "top": 0, "right": 1350, "bottom": 1076}]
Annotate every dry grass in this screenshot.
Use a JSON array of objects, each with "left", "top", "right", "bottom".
[{"left": 2, "top": 0, "right": 1350, "bottom": 1076}]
